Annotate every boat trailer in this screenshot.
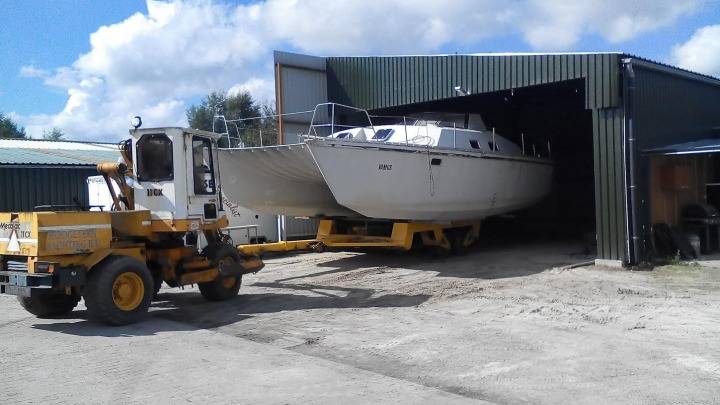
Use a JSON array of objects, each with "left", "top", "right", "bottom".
[{"left": 236, "top": 219, "right": 481, "bottom": 256}]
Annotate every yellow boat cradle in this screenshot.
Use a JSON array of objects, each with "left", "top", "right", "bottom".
[{"left": 237, "top": 219, "right": 481, "bottom": 256}]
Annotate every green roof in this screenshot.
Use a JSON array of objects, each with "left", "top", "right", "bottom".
[{"left": 0, "top": 139, "right": 121, "bottom": 166}]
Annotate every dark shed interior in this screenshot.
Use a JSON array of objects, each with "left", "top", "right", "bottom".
[{"left": 366, "top": 79, "right": 596, "bottom": 248}]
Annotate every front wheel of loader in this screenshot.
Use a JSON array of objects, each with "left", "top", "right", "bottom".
[
  {"left": 17, "top": 292, "right": 80, "bottom": 318},
  {"left": 199, "top": 246, "right": 243, "bottom": 301},
  {"left": 84, "top": 255, "right": 153, "bottom": 326}
]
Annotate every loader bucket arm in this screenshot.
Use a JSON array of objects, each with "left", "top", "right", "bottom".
[{"left": 97, "top": 162, "right": 135, "bottom": 211}]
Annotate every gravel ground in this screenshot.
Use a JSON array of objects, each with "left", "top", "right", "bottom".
[{"left": 1, "top": 240, "right": 719, "bottom": 404}]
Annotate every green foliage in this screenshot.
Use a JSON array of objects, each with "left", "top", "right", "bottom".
[
  {"left": 42, "top": 127, "right": 65, "bottom": 141},
  {"left": 186, "top": 90, "right": 278, "bottom": 147},
  {"left": 187, "top": 91, "right": 225, "bottom": 134},
  {"left": 0, "top": 112, "right": 27, "bottom": 139}
]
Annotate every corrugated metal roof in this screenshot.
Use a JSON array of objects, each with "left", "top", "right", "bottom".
[{"left": 0, "top": 139, "right": 120, "bottom": 165}]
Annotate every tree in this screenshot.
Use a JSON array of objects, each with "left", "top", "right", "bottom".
[
  {"left": 186, "top": 90, "right": 276, "bottom": 147},
  {"left": 187, "top": 91, "right": 225, "bottom": 134},
  {"left": 257, "top": 100, "right": 278, "bottom": 146},
  {"left": 0, "top": 113, "right": 27, "bottom": 139},
  {"left": 42, "top": 127, "right": 65, "bottom": 141}
]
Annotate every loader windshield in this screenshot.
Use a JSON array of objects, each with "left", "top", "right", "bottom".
[{"left": 137, "top": 133, "right": 173, "bottom": 182}]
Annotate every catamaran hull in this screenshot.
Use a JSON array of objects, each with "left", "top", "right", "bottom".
[
  {"left": 218, "top": 144, "right": 359, "bottom": 217},
  {"left": 219, "top": 141, "right": 553, "bottom": 221}
]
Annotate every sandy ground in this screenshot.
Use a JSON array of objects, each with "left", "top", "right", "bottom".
[{"left": 1, "top": 240, "right": 719, "bottom": 404}]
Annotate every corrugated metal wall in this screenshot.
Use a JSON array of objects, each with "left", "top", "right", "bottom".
[
  {"left": 633, "top": 65, "right": 720, "bottom": 150},
  {"left": 327, "top": 53, "right": 620, "bottom": 110},
  {"left": 0, "top": 166, "right": 93, "bottom": 211},
  {"left": 281, "top": 67, "right": 328, "bottom": 114},
  {"left": 593, "top": 108, "right": 626, "bottom": 261},
  {"left": 279, "top": 67, "right": 326, "bottom": 144}
]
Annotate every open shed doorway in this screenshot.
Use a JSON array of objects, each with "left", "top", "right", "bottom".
[
  {"left": 646, "top": 146, "right": 720, "bottom": 257},
  {"left": 370, "top": 79, "right": 597, "bottom": 254}
]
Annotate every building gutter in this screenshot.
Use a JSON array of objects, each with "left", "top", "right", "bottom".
[{"left": 621, "top": 58, "right": 641, "bottom": 265}]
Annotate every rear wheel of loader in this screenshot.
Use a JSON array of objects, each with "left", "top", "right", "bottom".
[
  {"left": 17, "top": 292, "right": 80, "bottom": 318},
  {"left": 84, "top": 255, "right": 153, "bottom": 326},
  {"left": 199, "top": 246, "right": 242, "bottom": 301}
]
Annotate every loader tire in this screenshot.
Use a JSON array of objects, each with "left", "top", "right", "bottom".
[
  {"left": 199, "top": 246, "right": 242, "bottom": 301},
  {"left": 84, "top": 255, "right": 153, "bottom": 326},
  {"left": 17, "top": 292, "right": 80, "bottom": 318}
]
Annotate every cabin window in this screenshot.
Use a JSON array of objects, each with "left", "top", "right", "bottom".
[
  {"left": 336, "top": 132, "right": 352, "bottom": 139},
  {"left": 372, "top": 129, "right": 394, "bottom": 141},
  {"left": 488, "top": 141, "right": 499, "bottom": 151},
  {"left": 469, "top": 139, "right": 480, "bottom": 149},
  {"left": 137, "top": 133, "right": 173, "bottom": 181},
  {"left": 192, "top": 137, "right": 216, "bottom": 195}
]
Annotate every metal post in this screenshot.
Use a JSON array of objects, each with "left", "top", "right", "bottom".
[
  {"left": 547, "top": 140, "right": 551, "bottom": 158},
  {"left": 260, "top": 129, "right": 263, "bottom": 147},
  {"left": 453, "top": 123, "right": 457, "bottom": 148},
  {"left": 492, "top": 127, "right": 496, "bottom": 151},
  {"left": 521, "top": 133, "right": 525, "bottom": 156},
  {"left": 330, "top": 103, "right": 335, "bottom": 135},
  {"left": 532, "top": 144, "right": 536, "bottom": 157},
  {"left": 223, "top": 119, "right": 232, "bottom": 148},
  {"left": 403, "top": 116, "right": 408, "bottom": 144}
]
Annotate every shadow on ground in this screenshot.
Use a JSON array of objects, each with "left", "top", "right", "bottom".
[
  {"left": 269, "top": 216, "right": 593, "bottom": 282},
  {"left": 293, "top": 240, "right": 589, "bottom": 281},
  {"left": 31, "top": 282, "right": 430, "bottom": 337}
]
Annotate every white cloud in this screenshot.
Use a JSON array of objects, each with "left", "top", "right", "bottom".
[
  {"left": 228, "top": 78, "right": 275, "bottom": 103},
  {"left": 16, "top": 0, "right": 701, "bottom": 141},
  {"left": 671, "top": 24, "right": 720, "bottom": 78},
  {"left": 19, "top": 65, "right": 50, "bottom": 79},
  {"left": 521, "top": 0, "right": 699, "bottom": 49}
]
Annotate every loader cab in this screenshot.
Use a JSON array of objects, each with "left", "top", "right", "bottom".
[{"left": 132, "top": 127, "right": 223, "bottom": 225}]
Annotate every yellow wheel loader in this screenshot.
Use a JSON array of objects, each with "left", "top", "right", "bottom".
[{"left": 0, "top": 127, "right": 263, "bottom": 325}]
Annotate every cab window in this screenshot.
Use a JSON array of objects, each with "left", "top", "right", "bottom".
[
  {"left": 192, "top": 137, "right": 216, "bottom": 195},
  {"left": 137, "top": 134, "right": 173, "bottom": 181}
]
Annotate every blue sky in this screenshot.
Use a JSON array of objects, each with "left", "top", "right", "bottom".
[
  {"left": 1, "top": 1, "right": 146, "bottom": 115},
  {"left": 1, "top": 0, "right": 719, "bottom": 140}
]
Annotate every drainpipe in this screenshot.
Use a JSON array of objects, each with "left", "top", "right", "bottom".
[{"left": 622, "top": 58, "right": 641, "bottom": 265}]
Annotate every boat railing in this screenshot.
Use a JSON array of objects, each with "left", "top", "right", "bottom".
[
  {"left": 306, "top": 102, "right": 376, "bottom": 138},
  {"left": 213, "top": 109, "right": 311, "bottom": 148},
  {"left": 212, "top": 102, "right": 552, "bottom": 159}
]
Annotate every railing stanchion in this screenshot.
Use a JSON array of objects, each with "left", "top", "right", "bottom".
[
  {"left": 453, "top": 123, "right": 457, "bottom": 148},
  {"left": 403, "top": 116, "right": 408, "bottom": 145},
  {"left": 330, "top": 104, "right": 335, "bottom": 136},
  {"left": 521, "top": 132, "right": 525, "bottom": 156}
]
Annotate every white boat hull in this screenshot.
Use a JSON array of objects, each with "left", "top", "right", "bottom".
[
  {"left": 218, "top": 144, "right": 359, "bottom": 217},
  {"left": 219, "top": 140, "right": 553, "bottom": 221}
]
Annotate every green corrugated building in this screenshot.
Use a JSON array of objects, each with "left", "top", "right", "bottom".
[
  {"left": 273, "top": 51, "right": 720, "bottom": 265},
  {"left": 0, "top": 139, "right": 120, "bottom": 211}
]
